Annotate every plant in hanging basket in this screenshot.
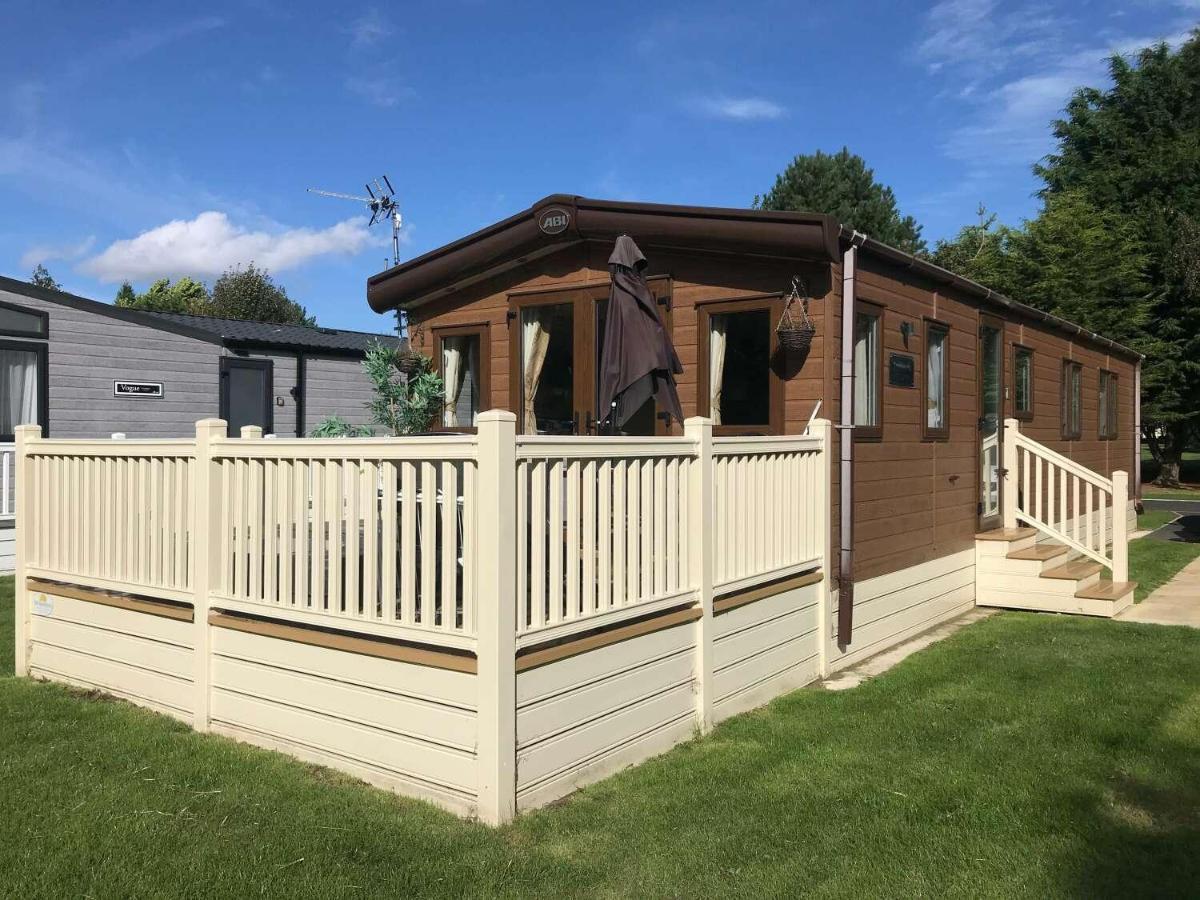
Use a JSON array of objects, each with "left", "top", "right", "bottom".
[{"left": 776, "top": 276, "right": 816, "bottom": 354}]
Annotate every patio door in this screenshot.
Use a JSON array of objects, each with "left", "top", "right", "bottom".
[
  {"left": 510, "top": 280, "right": 671, "bottom": 436},
  {"left": 978, "top": 316, "right": 1004, "bottom": 529}
]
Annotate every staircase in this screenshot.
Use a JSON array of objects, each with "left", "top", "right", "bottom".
[
  {"left": 974, "top": 420, "right": 1136, "bottom": 619},
  {"left": 975, "top": 526, "right": 1136, "bottom": 617}
]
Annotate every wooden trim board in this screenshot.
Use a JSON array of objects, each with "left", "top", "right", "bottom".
[
  {"left": 713, "top": 570, "right": 823, "bottom": 615},
  {"left": 208, "top": 610, "right": 478, "bottom": 674},
  {"left": 26, "top": 577, "right": 193, "bottom": 622},
  {"left": 516, "top": 605, "right": 702, "bottom": 673}
]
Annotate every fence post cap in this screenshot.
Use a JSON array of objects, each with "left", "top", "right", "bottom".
[
  {"left": 13, "top": 424, "right": 41, "bottom": 438},
  {"left": 683, "top": 416, "right": 713, "bottom": 428},
  {"left": 476, "top": 409, "right": 517, "bottom": 424}
]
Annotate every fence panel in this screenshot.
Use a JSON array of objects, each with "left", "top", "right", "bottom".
[
  {"left": 712, "top": 435, "right": 825, "bottom": 594},
  {"left": 24, "top": 440, "right": 196, "bottom": 602},
  {"left": 515, "top": 436, "right": 699, "bottom": 644}
]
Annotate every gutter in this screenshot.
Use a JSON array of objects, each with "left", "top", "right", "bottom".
[{"left": 837, "top": 233, "right": 866, "bottom": 648}]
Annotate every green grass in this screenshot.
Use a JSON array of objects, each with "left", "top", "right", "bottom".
[
  {"left": 1137, "top": 508, "right": 1178, "bottom": 532},
  {"left": 3, "top": 579, "right": 1200, "bottom": 897},
  {"left": 1141, "top": 448, "right": 1200, "bottom": 497},
  {"left": 1129, "top": 535, "right": 1200, "bottom": 602}
]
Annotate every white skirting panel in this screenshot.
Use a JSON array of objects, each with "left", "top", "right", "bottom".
[
  {"left": 712, "top": 581, "right": 821, "bottom": 723},
  {"left": 515, "top": 620, "right": 696, "bottom": 811},
  {"left": 209, "top": 628, "right": 479, "bottom": 818},
  {"left": 0, "top": 526, "right": 13, "bottom": 574},
  {"left": 826, "top": 549, "right": 976, "bottom": 673},
  {"left": 27, "top": 592, "right": 194, "bottom": 721}
]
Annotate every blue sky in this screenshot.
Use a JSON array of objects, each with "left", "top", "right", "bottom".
[{"left": 1, "top": 0, "right": 1195, "bottom": 333}]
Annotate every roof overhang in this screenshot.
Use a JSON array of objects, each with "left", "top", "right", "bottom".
[{"left": 366, "top": 194, "right": 841, "bottom": 313}]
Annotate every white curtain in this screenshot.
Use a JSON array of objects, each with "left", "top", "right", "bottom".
[
  {"left": 442, "top": 337, "right": 465, "bottom": 427},
  {"left": 522, "top": 311, "right": 552, "bottom": 433},
  {"left": 853, "top": 314, "right": 876, "bottom": 426},
  {"left": 709, "top": 316, "right": 727, "bottom": 426},
  {"left": 0, "top": 348, "right": 37, "bottom": 435},
  {"left": 927, "top": 331, "right": 944, "bottom": 429}
]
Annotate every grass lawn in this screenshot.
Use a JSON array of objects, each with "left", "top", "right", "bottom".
[
  {"left": 3, "top": 580, "right": 1200, "bottom": 897},
  {"left": 1128, "top": 531, "right": 1200, "bottom": 602},
  {"left": 1137, "top": 508, "right": 1178, "bottom": 532}
]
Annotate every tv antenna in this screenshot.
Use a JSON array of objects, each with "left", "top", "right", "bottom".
[{"left": 308, "top": 175, "right": 407, "bottom": 336}]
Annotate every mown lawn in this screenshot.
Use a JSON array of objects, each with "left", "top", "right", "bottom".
[
  {"left": 2, "top": 577, "right": 1199, "bottom": 897},
  {"left": 1129, "top": 533, "right": 1200, "bottom": 602},
  {"left": 1136, "top": 508, "right": 1177, "bottom": 533}
]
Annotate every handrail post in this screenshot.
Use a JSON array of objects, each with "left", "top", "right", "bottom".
[
  {"left": 475, "top": 410, "right": 517, "bottom": 825},
  {"left": 811, "top": 419, "right": 832, "bottom": 677},
  {"left": 13, "top": 424, "right": 41, "bottom": 678},
  {"left": 685, "top": 416, "right": 714, "bottom": 734},
  {"left": 192, "top": 418, "right": 227, "bottom": 732},
  {"left": 1003, "top": 418, "right": 1020, "bottom": 530},
  {"left": 1112, "top": 470, "right": 1129, "bottom": 583}
]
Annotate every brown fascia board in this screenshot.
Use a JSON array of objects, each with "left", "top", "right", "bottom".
[
  {"left": 366, "top": 195, "right": 842, "bottom": 312},
  {"left": 844, "top": 229, "right": 1144, "bottom": 362}
]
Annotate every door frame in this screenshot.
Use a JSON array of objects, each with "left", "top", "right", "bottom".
[
  {"left": 220, "top": 356, "right": 274, "bottom": 435},
  {"left": 977, "top": 314, "right": 1005, "bottom": 531},
  {"left": 506, "top": 276, "right": 673, "bottom": 435}
]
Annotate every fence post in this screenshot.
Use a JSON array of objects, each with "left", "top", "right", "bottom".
[
  {"left": 240, "top": 425, "right": 263, "bottom": 440},
  {"left": 811, "top": 418, "right": 832, "bottom": 678},
  {"left": 685, "top": 416, "right": 714, "bottom": 734},
  {"left": 1112, "top": 470, "right": 1129, "bottom": 583},
  {"left": 12, "top": 424, "right": 40, "bottom": 678},
  {"left": 192, "top": 418, "right": 227, "bottom": 732},
  {"left": 475, "top": 410, "right": 517, "bottom": 825},
  {"left": 1003, "top": 418, "right": 1020, "bottom": 530}
]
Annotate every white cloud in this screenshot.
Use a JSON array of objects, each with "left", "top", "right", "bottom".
[
  {"left": 80, "top": 212, "right": 379, "bottom": 283},
  {"left": 347, "top": 8, "right": 393, "bottom": 47},
  {"left": 691, "top": 95, "right": 785, "bottom": 121},
  {"left": 20, "top": 235, "right": 96, "bottom": 269},
  {"left": 344, "top": 74, "right": 415, "bottom": 107}
]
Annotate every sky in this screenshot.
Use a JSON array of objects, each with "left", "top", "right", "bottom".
[{"left": 1, "top": 0, "right": 1195, "bottom": 333}]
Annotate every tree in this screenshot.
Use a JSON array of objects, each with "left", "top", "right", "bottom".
[
  {"left": 931, "top": 205, "right": 1025, "bottom": 297},
  {"left": 754, "top": 148, "right": 926, "bottom": 254},
  {"left": 30, "top": 264, "right": 60, "bottom": 291},
  {"left": 1033, "top": 33, "right": 1200, "bottom": 485},
  {"left": 361, "top": 343, "right": 443, "bottom": 436},
  {"left": 115, "top": 277, "right": 210, "bottom": 314},
  {"left": 209, "top": 263, "right": 314, "bottom": 326}
]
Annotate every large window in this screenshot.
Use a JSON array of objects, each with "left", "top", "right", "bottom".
[
  {"left": 923, "top": 320, "right": 949, "bottom": 440},
  {"left": 1061, "top": 360, "right": 1082, "bottom": 440},
  {"left": 698, "top": 296, "right": 783, "bottom": 435},
  {"left": 853, "top": 301, "right": 882, "bottom": 439},
  {"left": 435, "top": 325, "right": 487, "bottom": 431},
  {"left": 1099, "top": 370, "right": 1118, "bottom": 440},
  {"left": 1014, "top": 346, "right": 1034, "bottom": 421},
  {"left": 0, "top": 299, "right": 49, "bottom": 441}
]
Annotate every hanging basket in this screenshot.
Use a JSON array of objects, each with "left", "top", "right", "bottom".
[
  {"left": 396, "top": 348, "right": 425, "bottom": 376},
  {"left": 776, "top": 276, "right": 816, "bottom": 354}
]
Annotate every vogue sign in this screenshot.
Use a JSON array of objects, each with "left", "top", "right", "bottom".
[{"left": 537, "top": 206, "right": 571, "bottom": 235}]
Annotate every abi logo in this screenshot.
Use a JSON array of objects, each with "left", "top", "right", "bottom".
[{"left": 538, "top": 207, "right": 571, "bottom": 235}]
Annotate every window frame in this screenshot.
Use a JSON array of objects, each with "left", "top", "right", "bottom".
[
  {"left": 1099, "top": 369, "right": 1119, "bottom": 440},
  {"left": 0, "top": 297, "right": 49, "bottom": 340},
  {"left": 852, "top": 299, "right": 884, "bottom": 442},
  {"left": 433, "top": 322, "right": 490, "bottom": 433},
  {"left": 1061, "top": 359, "right": 1083, "bottom": 441},
  {"left": 1013, "top": 344, "right": 1034, "bottom": 422},
  {"left": 922, "top": 317, "right": 951, "bottom": 442},
  {"left": 696, "top": 293, "right": 785, "bottom": 437},
  {"left": 0, "top": 337, "right": 49, "bottom": 441}
]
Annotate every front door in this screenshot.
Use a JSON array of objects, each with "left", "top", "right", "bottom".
[
  {"left": 978, "top": 316, "right": 1004, "bottom": 529},
  {"left": 220, "top": 357, "right": 274, "bottom": 436},
  {"left": 510, "top": 281, "right": 670, "bottom": 437}
]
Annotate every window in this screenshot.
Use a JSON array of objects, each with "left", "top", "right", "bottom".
[
  {"left": 435, "top": 325, "right": 488, "bottom": 431},
  {"left": 1014, "top": 346, "right": 1034, "bottom": 420},
  {"left": 0, "top": 300, "right": 48, "bottom": 339},
  {"left": 1061, "top": 360, "right": 1082, "bottom": 440},
  {"left": 0, "top": 339, "right": 47, "bottom": 440},
  {"left": 923, "top": 320, "right": 949, "bottom": 440},
  {"left": 853, "top": 301, "right": 882, "bottom": 439},
  {"left": 698, "top": 296, "right": 783, "bottom": 435},
  {"left": 1099, "top": 370, "right": 1118, "bottom": 440}
]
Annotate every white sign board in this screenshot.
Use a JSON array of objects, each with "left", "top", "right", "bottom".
[{"left": 114, "top": 381, "right": 164, "bottom": 398}]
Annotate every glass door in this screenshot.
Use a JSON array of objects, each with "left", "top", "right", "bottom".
[{"left": 978, "top": 317, "right": 1004, "bottom": 528}]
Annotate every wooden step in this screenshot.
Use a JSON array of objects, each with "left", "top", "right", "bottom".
[
  {"left": 1007, "top": 543, "right": 1069, "bottom": 562},
  {"left": 975, "top": 527, "right": 1037, "bottom": 542},
  {"left": 1075, "top": 581, "right": 1138, "bottom": 602},
  {"left": 1042, "top": 559, "right": 1104, "bottom": 581}
]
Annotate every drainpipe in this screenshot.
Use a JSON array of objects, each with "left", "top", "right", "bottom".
[
  {"left": 294, "top": 352, "right": 306, "bottom": 438},
  {"left": 837, "top": 234, "right": 865, "bottom": 648},
  {"left": 1134, "top": 358, "right": 1142, "bottom": 503}
]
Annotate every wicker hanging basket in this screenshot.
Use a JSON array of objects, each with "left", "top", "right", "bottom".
[{"left": 776, "top": 276, "right": 816, "bottom": 354}]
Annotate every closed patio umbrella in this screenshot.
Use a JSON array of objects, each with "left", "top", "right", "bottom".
[{"left": 597, "top": 235, "right": 684, "bottom": 431}]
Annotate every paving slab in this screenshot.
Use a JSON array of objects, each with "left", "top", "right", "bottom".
[{"left": 1118, "top": 553, "right": 1200, "bottom": 628}]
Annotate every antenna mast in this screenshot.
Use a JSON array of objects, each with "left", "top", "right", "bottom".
[{"left": 308, "top": 175, "right": 407, "bottom": 336}]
